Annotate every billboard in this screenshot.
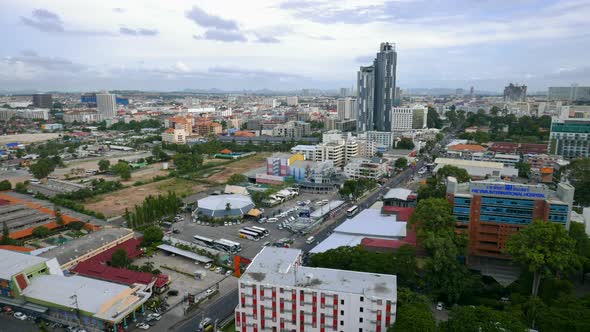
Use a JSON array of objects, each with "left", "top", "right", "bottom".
[{"left": 470, "top": 183, "right": 547, "bottom": 199}]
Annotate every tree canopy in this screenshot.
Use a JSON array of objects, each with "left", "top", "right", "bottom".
[
  {"left": 111, "top": 161, "right": 131, "bottom": 180},
  {"left": 227, "top": 173, "right": 247, "bottom": 185},
  {"left": 110, "top": 248, "right": 130, "bottom": 268},
  {"left": 98, "top": 159, "right": 111, "bottom": 172},
  {"left": 173, "top": 153, "right": 204, "bottom": 174},
  {"left": 437, "top": 165, "right": 470, "bottom": 183},
  {"left": 410, "top": 198, "right": 456, "bottom": 237},
  {"left": 0, "top": 180, "right": 11, "bottom": 191},
  {"left": 30, "top": 158, "right": 56, "bottom": 179},
  {"left": 394, "top": 157, "right": 408, "bottom": 169},
  {"left": 565, "top": 158, "right": 590, "bottom": 205},
  {"left": 32, "top": 226, "right": 50, "bottom": 238},
  {"left": 440, "top": 306, "right": 527, "bottom": 332},
  {"left": 397, "top": 138, "right": 415, "bottom": 150},
  {"left": 142, "top": 225, "right": 164, "bottom": 246},
  {"left": 505, "top": 219, "right": 581, "bottom": 296}
]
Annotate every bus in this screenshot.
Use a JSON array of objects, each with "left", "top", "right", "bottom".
[
  {"left": 250, "top": 226, "right": 269, "bottom": 237},
  {"left": 193, "top": 235, "right": 215, "bottom": 247},
  {"left": 347, "top": 205, "right": 359, "bottom": 218},
  {"left": 213, "top": 239, "right": 242, "bottom": 253},
  {"left": 239, "top": 229, "right": 260, "bottom": 241},
  {"left": 244, "top": 227, "right": 267, "bottom": 238}
]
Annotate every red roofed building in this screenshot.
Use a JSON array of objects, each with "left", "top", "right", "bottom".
[
  {"left": 71, "top": 237, "right": 169, "bottom": 292},
  {"left": 489, "top": 142, "right": 547, "bottom": 155}
]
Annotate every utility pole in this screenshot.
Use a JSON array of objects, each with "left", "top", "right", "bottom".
[{"left": 70, "top": 293, "right": 83, "bottom": 329}]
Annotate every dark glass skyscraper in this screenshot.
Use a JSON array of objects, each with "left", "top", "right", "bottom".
[
  {"left": 357, "top": 66, "right": 374, "bottom": 132},
  {"left": 357, "top": 42, "right": 397, "bottom": 132}
]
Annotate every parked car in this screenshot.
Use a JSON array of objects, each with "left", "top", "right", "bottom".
[
  {"left": 167, "top": 289, "right": 179, "bottom": 296},
  {"left": 267, "top": 218, "right": 278, "bottom": 223},
  {"left": 205, "top": 289, "right": 214, "bottom": 296},
  {"left": 14, "top": 312, "right": 27, "bottom": 320},
  {"left": 137, "top": 322, "right": 150, "bottom": 330},
  {"left": 436, "top": 302, "right": 444, "bottom": 311},
  {"left": 225, "top": 270, "right": 233, "bottom": 276},
  {"left": 215, "top": 267, "right": 222, "bottom": 274},
  {"left": 204, "top": 263, "right": 212, "bottom": 269},
  {"left": 147, "top": 313, "right": 161, "bottom": 321}
]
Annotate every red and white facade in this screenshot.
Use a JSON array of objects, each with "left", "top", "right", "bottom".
[{"left": 234, "top": 248, "right": 396, "bottom": 332}]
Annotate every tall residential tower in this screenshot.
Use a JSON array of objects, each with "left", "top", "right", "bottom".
[{"left": 357, "top": 42, "right": 398, "bottom": 132}]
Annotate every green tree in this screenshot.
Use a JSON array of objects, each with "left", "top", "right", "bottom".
[
  {"left": 515, "top": 161, "right": 531, "bottom": 179},
  {"left": 142, "top": 225, "right": 164, "bottom": 246},
  {"left": 1, "top": 221, "right": 14, "bottom": 245},
  {"left": 410, "top": 198, "right": 456, "bottom": 237},
  {"left": 417, "top": 176, "right": 446, "bottom": 200},
  {"left": 30, "top": 158, "right": 56, "bottom": 179},
  {"left": 227, "top": 173, "right": 247, "bottom": 185},
  {"left": 32, "top": 226, "right": 50, "bottom": 238},
  {"left": 427, "top": 107, "right": 443, "bottom": 129},
  {"left": 437, "top": 165, "right": 470, "bottom": 183},
  {"left": 0, "top": 180, "right": 11, "bottom": 191},
  {"left": 67, "top": 221, "right": 86, "bottom": 231},
  {"left": 394, "top": 157, "right": 408, "bottom": 169},
  {"left": 110, "top": 248, "right": 130, "bottom": 268},
  {"left": 440, "top": 306, "right": 527, "bottom": 332},
  {"left": 397, "top": 138, "right": 415, "bottom": 150},
  {"left": 54, "top": 208, "right": 64, "bottom": 226},
  {"left": 391, "top": 301, "right": 436, "bottom": 332},
  {"left": 565, "top": 158, "right": 590, "bottom": 205},
  {"left": 173, "top": 153, "right": 204, "bottom": 174},
  {"left": 570, "top": 221, "right": 590, "bottom": 282},
  {"left": 111, "top": 161, "right": 131, "bottom": 180},
  {"left": 504, "top": 219, "right": 581, "bottom": 296},
  {"left": 98, "top": 159, "right": 111, "bottom": 172},
  {"left": 14, "top": 182, "right": 27, "bottom": 194},
  {"left": 473, "top": 131, "right": 490, "bottom": 144},
  {"left": 422, "top": 230, "right": 473, "bottom": 303}
]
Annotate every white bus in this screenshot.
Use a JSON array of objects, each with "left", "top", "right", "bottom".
[
  {"left": 347, "top": 205, "right": 359, "bottom": 218},
  {"left": 243, "top": 227, "right": 267, "bottom": 238},
  {"left": 250, "top": 226, "right": 269, "bottom": 237},
  {"left": 193, "top": 235, "right": 215, "bottom": 247},
  {"left": 239, "top": 229, "right": 260, "bottom": 241},
  {"left": 214, "top": 238, "right": 242, "bottom": 253}
]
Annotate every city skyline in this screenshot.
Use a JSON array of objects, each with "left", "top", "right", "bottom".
[{"left": 1, "top": 0, "right": 590, "bottom": 92}]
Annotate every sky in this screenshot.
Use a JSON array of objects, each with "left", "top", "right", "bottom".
[{"left": 1, "top": 0, "right": 590, "bottom": 93}]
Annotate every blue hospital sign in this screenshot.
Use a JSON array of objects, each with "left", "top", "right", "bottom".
[{"left": 470, "top": 183, "right": 546, "bottom": 199}]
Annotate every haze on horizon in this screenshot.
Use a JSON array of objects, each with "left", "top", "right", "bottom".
[{"left": 1, "top": 0, "right": 589, "bottom": 93}]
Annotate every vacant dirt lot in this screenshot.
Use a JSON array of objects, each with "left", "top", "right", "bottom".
[
  {"left": 0, "top": 133, "right": 60, "bottom": 145},
  {"left": 207, "top": 152, "right": 269, "bottom": 183},
  {"left": 83, "top": 178, "right": 210, "bottom": 217},
  {"left": 82, "top": 153, "right": 269, "bottom": 217}
]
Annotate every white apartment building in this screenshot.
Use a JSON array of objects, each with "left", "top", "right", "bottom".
[
  {"left": 336, "top": 98, "right": 358, "bottom": 120},
  {"left": 344, "top": 158, "right": 387, "bottom": 180},
  {"left": 0, "top": 108, "right": 49, "bottom": 120},
  {"left": 96, "top": 92, "right": 117, "bottom": 119},
  {"left": 315, "top": 142, "right": 345, "bottom": 168},
  {"left": 390, "top": 108, "right": 413, "bottom": 133},
  {"left": 291, "top": 145, "right": 317, "bottom": 161},
  {"left": 161, "top": 128, "right": 187, "bottom": 144},
  {"left": 359, "top": 131, "right": 395, "bottom": 149},
  {"left": 286, "top": 96, "right": 299, "bottom": 106},
  {"left": 63, "top": 110, "right": 99, "bottom": 123},
  {"left": 263, "top": 98, "right": 278, "bottom": 108},
  {"left": 235, "top": 247, "right": 397, "bottom": 332}
]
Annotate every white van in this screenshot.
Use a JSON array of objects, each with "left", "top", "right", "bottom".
[{"left": 306, "top": 236, "right": 315, "bottom": 244}]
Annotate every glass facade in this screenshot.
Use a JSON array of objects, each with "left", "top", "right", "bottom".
[{"left": 452, "top": 197, "right": 471, "bottom": 222}]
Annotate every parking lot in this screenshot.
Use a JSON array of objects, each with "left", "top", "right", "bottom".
[{"left": 170, "top": 191, "right": 340, "bottom": 259}]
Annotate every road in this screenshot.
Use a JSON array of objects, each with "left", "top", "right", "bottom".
[
  {"left": 171, "top": 288, "right": 239, "bottom": 332},
  {"left": 170, "top": 130, "right": 456, "bottom": 331}
]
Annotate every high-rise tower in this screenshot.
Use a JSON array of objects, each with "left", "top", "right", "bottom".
[
  {"left": 373, "top": 42, "right": 397, "bottom": 131},
  {"left": 356, "top": 42, "right": 397, "bottom": 132},
  {"left": 357, "top": 66, "right": 375, "bottom": 132}
]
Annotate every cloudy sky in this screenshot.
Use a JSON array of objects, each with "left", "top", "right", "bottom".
[{"left": 1, "top": 0, "right": 589, "bottom": 92}]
